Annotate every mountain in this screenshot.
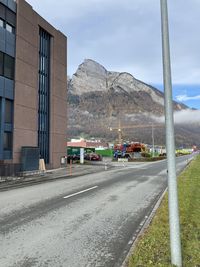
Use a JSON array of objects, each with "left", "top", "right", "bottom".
[{"left": 67, "top": 59, "right": 199, "bottom": 147}]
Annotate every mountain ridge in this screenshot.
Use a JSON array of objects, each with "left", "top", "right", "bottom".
[{"left": 67, "top": 59, "right": 198, "bottom": 146}]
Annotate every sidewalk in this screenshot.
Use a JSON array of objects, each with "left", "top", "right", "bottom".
[
  {"left": 0, "top": 163, "right": 111, "bottom": 190},
  {"left": 0, "top": 160, "right": 148, "bottom": 191}
]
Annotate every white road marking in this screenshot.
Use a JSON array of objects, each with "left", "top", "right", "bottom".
[{"left": 63, "top": 186, "right": 98, "bottom": 199}]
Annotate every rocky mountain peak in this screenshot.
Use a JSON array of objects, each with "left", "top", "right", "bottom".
[
  {"left": 70, "top": 59, "right": 108, "bottom": 95},
  {"left": 78, "top": 59, "right": 107, "bottom": 75},
  {"left": 67, "top": 59, "right": 198, "bottom": 146},
  {"left": 69, "top": 59, "right": 166, "bottom": 106}
]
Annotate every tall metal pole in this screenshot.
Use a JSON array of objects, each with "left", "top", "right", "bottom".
[
  {"left": 152, "top": 124, "right": 155, "bottom": 157},
  {"left": 118, "top": 118, "right": 122, "bottom": 144},
  {"left": 160, "top": 1, "right": 182, "bottom": 266}
]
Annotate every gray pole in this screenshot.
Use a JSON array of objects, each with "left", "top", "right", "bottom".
[
  {"left": 152, "top": 124, "right": 155, "bottom": 157},
  {"left": 160, "top": 0, "right": 182, "bottom": 266},
  {"left": 80, "top": 147, "right": 84, "bottom": 164}
]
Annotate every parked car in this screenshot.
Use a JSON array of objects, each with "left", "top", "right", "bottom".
[{"left": 84, "top": 153, "right": 102, "bottom": 161}]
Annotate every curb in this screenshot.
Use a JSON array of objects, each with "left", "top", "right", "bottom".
[{"left": 0, "top": 166, "right": 113, "bottom": 191}]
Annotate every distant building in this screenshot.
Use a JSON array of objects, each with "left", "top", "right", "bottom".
[
  {"left": 67, "top": 139, "right": 108, "bottom": 149},
  {"left": 0, "top": 0, "right": 67, "bottom": 172}
]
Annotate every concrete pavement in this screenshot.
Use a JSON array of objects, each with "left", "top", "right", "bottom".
[
  {"left": 0, "top": 159, "right": 169, "bottom": 267},
  {"left": 0, "top": 154, "right": 192, "bottom": 191},
  {"left": 0, "top": 155, "right": 194, "bottom": 266}
]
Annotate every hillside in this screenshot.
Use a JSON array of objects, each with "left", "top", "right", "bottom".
[{"left": 67, "top": 59, "right": 199, "bottom": 147}]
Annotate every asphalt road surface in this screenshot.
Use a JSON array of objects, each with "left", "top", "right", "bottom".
[{"left": 0, "top": 155, "right": 194, "bottom": 267}]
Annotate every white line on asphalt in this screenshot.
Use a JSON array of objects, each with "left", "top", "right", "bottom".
[{"left": 63, "top": 186, "right": 98, "bottom": 199}]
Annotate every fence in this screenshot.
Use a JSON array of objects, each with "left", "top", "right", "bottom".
[{"left": 0, "top": 163, "right": 22, "bottom": 177}]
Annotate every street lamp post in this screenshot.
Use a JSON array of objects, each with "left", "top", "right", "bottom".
[
  {"left": 152, "top": 124, "right": 155, "bottom": 157},
  {"left": 160, "top": 0, "right": 182, "bottom": 266}
]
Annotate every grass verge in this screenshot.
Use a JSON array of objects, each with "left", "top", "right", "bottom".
[{"left": 129, "top": 154, "right": 200, "bottom": 267}]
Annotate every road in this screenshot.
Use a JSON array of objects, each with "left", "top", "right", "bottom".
[{"left": 0, "top": 155, "right": 193, "bottom": 267}]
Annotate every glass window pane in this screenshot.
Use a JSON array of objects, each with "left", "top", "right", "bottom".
[
  {"left": 6, "top": 8, "right": 16, "bottom": 27},
  {"left": 5, "top": 99, "right": 12, "bottom": 123},
  {"left": 0, "top": 52, "right": 3, "bottom": 76},
  {"left": 0, "top": 97, "right": 2, "bottom": 125},
  {"left": 4, "top": 132, "right": 12, "bottom": 150},
  {"left": 0, "top": 18, "right": 4, "bottom": 28},
  {"left": 6, "top": 23, "right": 12, "bottom": 32},
  {"left": 4, "top": 54, "right": 14, "bottom": 80},
  {"left": 0, "top": 3, "right": 6, "bottom": 20},
  {"left": 38, "top": 28, "right": 51, "bottom": 164}
]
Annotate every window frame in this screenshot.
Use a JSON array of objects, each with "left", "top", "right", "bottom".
[
  {"left": 3, "top": 131, "right": 12, "bottom": 151},
  {"left": 5, "top": 99, "right": 13, "bottom": 124},
  {"left": 6, "top": 8, "right": 16, "bottom": 27},
  {"left": 0, "top": 3, "right": 16, "bottom": 33},
  {"left": 0, "top": 51, "right": 3, "bottom": 76},
  {"left": 0, "top": 3, "right": 6, "bottom": 20},
  {"left": 0, "top": 52, "right": 15, "bottom": 80}
]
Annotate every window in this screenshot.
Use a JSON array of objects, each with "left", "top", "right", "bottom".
[
  {"left": 0, "top": 18, "right": 4, "bottom": 28},
  {"left": 6, "top": 23, "right": 15, "bottom": 34},
  {"left": 0, "top": 97, "right": 2, "bottom": 125},
  {"left": 4, "top": 132, "right": 12, "bottom": 150},
  {"left": 0, "top": 3, "right": 15, "bottom": 33},
  {"left": 6, "top": 8, "right": 16, "bottom": 27},
  {"left": 5, "top": 99, "right": 13, "bottom": 123},
  {"left": 0, "top": 52, "right": 3, "bottom": 76},
  {"left": 4, "top": 54, "right": 14, "bottom": 79},
  {"left": 0, "top": 52, "right": 15, "bottom": 80},
  {"left": 38, "top": 28, "right": 51, "bottom": 163},
  {"left": 0, "top": 3, "right": 6, "bottom": 20}
]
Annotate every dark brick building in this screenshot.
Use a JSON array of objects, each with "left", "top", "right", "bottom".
[{"left": 0, "top": 0, "right": 67, "bottom": 172}]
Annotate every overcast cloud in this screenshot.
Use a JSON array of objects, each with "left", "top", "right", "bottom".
[
  {"left": 26, "top": 0, "right": 200, "bottom": 86},
  {"left": 152, "top": 109, "right": 200, "bottom": 125}
]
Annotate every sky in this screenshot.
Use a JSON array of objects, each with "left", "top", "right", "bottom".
[{"left": 26, "top": 0, "right": 200, "bottom": 109}]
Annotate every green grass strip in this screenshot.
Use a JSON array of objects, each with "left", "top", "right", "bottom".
[{"left": 129, "top": 154, "right": 200, "bottom": 267}]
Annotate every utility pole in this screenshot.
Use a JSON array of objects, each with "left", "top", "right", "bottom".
[
  {"left": 118, "top": 118, "right": 122, "bottom": 144},
  {"left": 152, "top": 124, "right": 155, "bottom": 157},
  {"left": 160, "top": 0, "right": 182, "bottom": 266}
]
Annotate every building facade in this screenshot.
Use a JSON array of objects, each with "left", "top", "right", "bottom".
[{"left": 0, "top": 0, "right": 67, "bottom": 171}]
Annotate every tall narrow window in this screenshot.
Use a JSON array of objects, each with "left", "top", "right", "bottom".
[
  {"left": 0, "top": 97, "right": 2, "bottom": 126},
  {"left": 38, "top": 28, "right": 51, "bottom": 164},
  {"left": 4, "top": 54, "right": 14, "bottom": 79},
  {"left": 0, "top": 52, "right": 15, "bottom": 79},
  {"left": 0, "top": 52, "right": 3, "bottom": 76},
  {"left": 4, "top": 132, "right": 12, "bottom": 150},
  {"left": 5, "top": 99, "right": 13, "bottom": 123}
]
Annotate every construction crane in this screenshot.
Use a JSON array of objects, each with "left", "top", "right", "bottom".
[
  {"left": 109, "top": 119, "right": 164, "bottom": 145},
  {"left": 108, "top": 103, "right": 165, "bottom": 151}
]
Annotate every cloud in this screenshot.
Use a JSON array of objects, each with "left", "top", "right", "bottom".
[
  {"left": 26, "top": 0, "right": 200, "bottom": 85},
  {"left": 173, "top": 109, "right": 200, "bottom": 124},
  {"left": 152, "top": 109, "right": 200, "bottom": 125},
  {"left": 176, "top": 94, "right": 200, "bottom": 102}
]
